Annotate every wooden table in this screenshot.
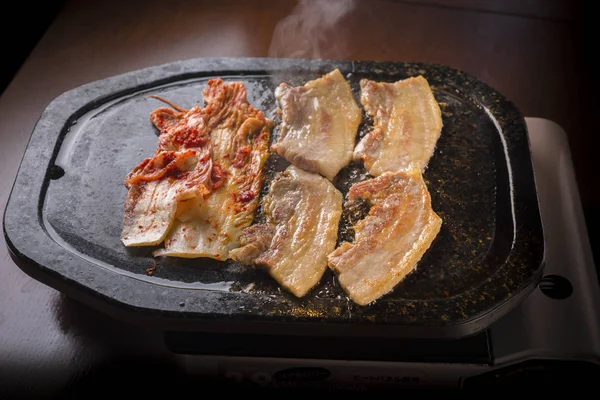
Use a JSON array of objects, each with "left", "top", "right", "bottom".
[{"left": 0, "top": 0, "right": 595, "bottom": 395}]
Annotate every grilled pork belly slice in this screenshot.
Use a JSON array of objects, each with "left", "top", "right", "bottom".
[
  {"left": 230, "top": 166, "right": 343, "bottom": 297},
  {"left": 272, "top": 69, "right": 361, "bottom": 181},
  {"left": 354, "top": 76, "right": 443, "bottom": 176},
  {"left": 328, "top": 171, "right": 442, "bottom": 305}
]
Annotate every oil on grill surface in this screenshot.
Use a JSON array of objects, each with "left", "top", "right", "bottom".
[{"left": 43, "top": 71, "right": 506, "bottom": 315}]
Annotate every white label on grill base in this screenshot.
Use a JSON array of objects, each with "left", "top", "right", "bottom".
[{"left": 177, "top": 355, "right": 488, "bottom": 389}]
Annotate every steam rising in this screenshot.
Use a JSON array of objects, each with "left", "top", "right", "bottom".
[{"left": 268, "top": 0, "right": 356, "bottom": 60}]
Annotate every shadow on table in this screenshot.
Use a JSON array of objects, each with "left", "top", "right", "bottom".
[
  {"left": 53, "top": 293, "right": 165, "bottom": 353},
  {"left": 50, "top": 294, "right": 190, "bottom": 396}
]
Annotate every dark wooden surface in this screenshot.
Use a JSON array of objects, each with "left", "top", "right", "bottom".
[{"left": 0, "top": 0, "right": 596, "bottom": 396}]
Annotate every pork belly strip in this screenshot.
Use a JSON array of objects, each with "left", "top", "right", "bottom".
[
  {"left": 230, "top": 166, "right": 343, "bottom": 297},
  {"left": 354, "top": 76, "right": 443, "bottom": 176},
  {"left": 328, "top": 171, "right": 442, "bottom": 306},
  {"left": 272, "top": 69, "right": 362, "bottom": 181},
  {"left": 153, "top": 79, "right": 272, "bottom": 260}
]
